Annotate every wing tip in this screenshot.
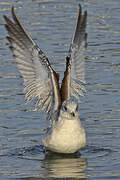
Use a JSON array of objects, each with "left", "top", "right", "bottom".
[
  {"left": 11, "top": 6, "right": 15, "bottom": 16},
  {"left": 11, "top": 6, "right": 18, "bottom": 23},
  {"left": 72, "top": 4, "right": 87, "bottom": 45},
  {"left": 3, "top": 15, "right": 7, "bottom": 21},
  {"left": 3, "top": 6, "right": 15, "bottom": 22},
  {"left": 78, "top": 3, "right": 82, "bottom": 13}
]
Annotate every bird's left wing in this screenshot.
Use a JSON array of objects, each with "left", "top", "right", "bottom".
[
  {"left": 61, "top": 4, "right": 87, "bottom": 102},
  {"left": 4, "top": 7, "right": 61, "bottom": 114}
]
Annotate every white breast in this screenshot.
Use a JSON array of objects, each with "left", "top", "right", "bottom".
[{"left": 43, "top": 118, "right": 86, "bottom": 153}]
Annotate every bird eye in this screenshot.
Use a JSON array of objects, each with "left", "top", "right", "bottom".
[
  {"left": 76, "top": 105, "right": 78, "bottom": 111},
  {"left": 63, "top": 106, "right": 67, "bottom": 111}
]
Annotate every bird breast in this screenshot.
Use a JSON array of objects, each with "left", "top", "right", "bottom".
[{"left": 43, "top": 118, "right": 86, "bottom": 153}]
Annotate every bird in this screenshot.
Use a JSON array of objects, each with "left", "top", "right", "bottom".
[{"left": 4, "top": 4, "right": 87, "bottom": 154}]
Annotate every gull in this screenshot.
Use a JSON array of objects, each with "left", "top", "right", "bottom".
[{"left": 4, "top": 4, "right": 87, "bottom": 154}]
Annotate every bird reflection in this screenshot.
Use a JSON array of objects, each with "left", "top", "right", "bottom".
[{"left": 43, "top": 152, "right": 87, "bottom": 178}]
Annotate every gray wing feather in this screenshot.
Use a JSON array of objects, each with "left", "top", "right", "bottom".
[
  {"left": 4, "top": 7, "right": 54, "bottom": 113},
  {"left": 69, "top": 4, "right": 87, "bottom": 100}
]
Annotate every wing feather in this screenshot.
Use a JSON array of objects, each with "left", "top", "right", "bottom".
[
  {"left": 4, "top": 7, "right": 61, "bottom": 113},
  {"left": 61, "top": 4, "right": 87, "bottom": 102}
]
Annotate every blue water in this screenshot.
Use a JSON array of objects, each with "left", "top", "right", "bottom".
[{"left": 0, "top": 0, "right": 120, "bottom": 179}]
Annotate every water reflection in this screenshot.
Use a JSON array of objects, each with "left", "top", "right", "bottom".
[
  {"left": 43, "top": 152, "right": 87, "bottom": 178},
  {"left": 5, "top": 146, "right": 87, "bottom": 179},
  {"left": 1, "top": 0, "right": 120, "bottom": 179}
]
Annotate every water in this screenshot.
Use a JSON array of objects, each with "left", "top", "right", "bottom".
[{"left": 0, "top": 0, "right": 120, "bottom": 179}]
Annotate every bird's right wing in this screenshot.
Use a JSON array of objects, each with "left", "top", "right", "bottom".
[
  {"left": 61, "top": 4, "right": 87, "bottom": 102},
  {"left": 4, "top": 7, "right": 61, "bottom": 114}
]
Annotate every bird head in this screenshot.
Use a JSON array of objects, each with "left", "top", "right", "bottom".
[{"left": 59, "top": 99, "right": 79, "bottom": 120}]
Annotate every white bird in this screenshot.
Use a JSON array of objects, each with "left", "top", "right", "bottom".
[{"left": 4, "top": 4, "right": 87, "bottom": 154}]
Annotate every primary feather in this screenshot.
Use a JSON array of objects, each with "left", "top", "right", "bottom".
[
  {"left": 4, "top": 7, "right": 61, "bottom": 114},
  {"left": 61, "top": 4, "right": 87, "bottom": 102}
]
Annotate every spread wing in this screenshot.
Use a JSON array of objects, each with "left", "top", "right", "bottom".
[
  {"left": 61, "top": 4, "right": 87, "bottom": 102},
  {"left": 4, "top": 7, "right": 61, "bottom": 114}
]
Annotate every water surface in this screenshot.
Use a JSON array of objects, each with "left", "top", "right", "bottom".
[{"left": 0, "top": 0, "right": 120, "bottom": 179}]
